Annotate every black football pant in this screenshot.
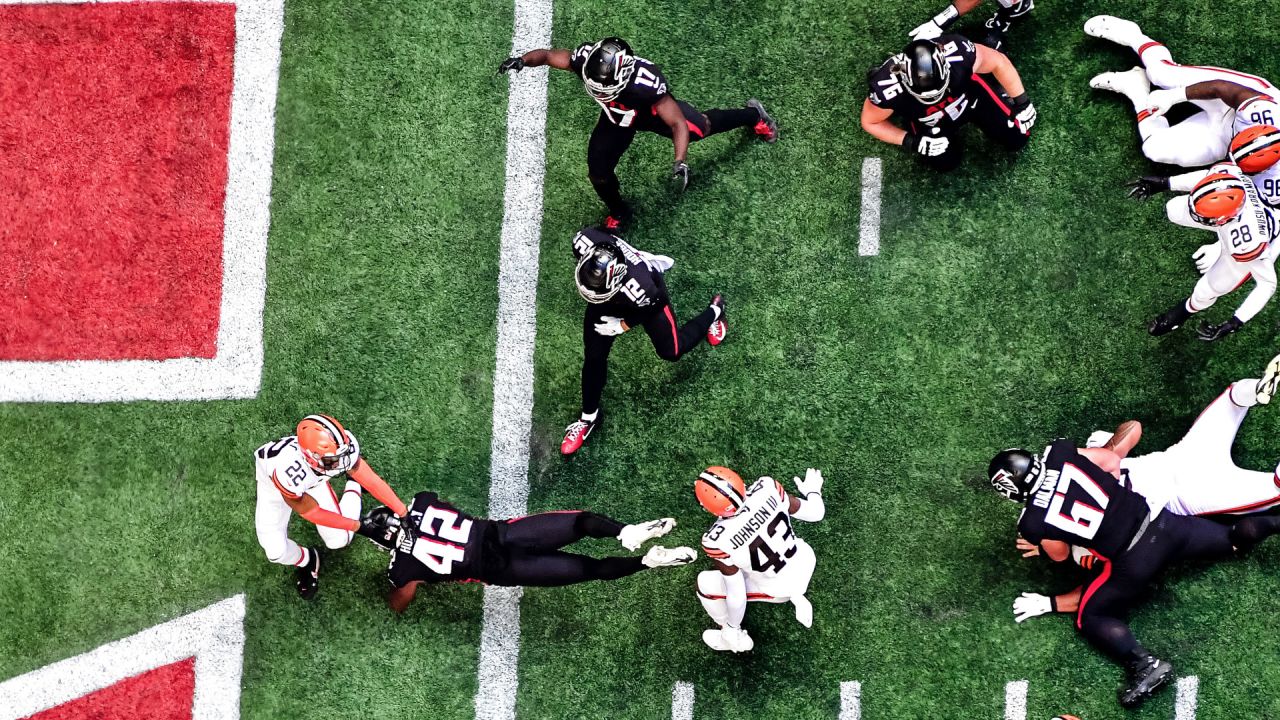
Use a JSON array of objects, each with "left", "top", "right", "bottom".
[
  {"left": 587, "top": 100, "right": 759, "bottom": 218},
  {"left": 913, "top": 75, "right": 1030, "bottom": 172},
  {"left": 581, "top": 291, "right": 718, "bottom": 415},
  {"left": 483, "top": 511, "right": 645, "bottom": 587},
  {"left": 1076, "top": 511, "right": 1280, "bottom": 664}
]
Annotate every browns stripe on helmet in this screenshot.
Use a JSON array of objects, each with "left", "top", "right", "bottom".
[
  {"left": 296, "top": 414, "right": 357, "bottom": 474},
  {"left": 1230, "top": 124, "right": 1280, "bottom": 174},
  {"left": 695, "top": 466, "right": 747, "bottom": 517},
  {"left": 1189, "top": 168, "right": 1247, "bottom": 227}
]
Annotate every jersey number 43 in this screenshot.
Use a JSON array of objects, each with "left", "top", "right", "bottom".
[{"left": 749, "top": 513, "right": 798, "bottom": 574}]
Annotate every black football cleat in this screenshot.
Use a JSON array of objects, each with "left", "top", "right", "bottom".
[
  {"left": 1118, "top": 653, "right": 1173, "bottom": 709},
  {"left": 295, "top": 549, "right": 320, "bottom": 601},
  {"left": 1149, "top": 301, "right": 1191, "bottom": 336},
  {"left": 707, "top": 294, "right": 727, "bottom": 346},
  {"left": 979, "top": 14, "right": 1009, "bottom": 50},
  {"left": 747, "top": 99, "right": 778, "bottom": 143}
]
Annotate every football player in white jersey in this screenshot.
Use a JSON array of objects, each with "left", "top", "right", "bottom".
[
  {"left": 1085, "top": 15, "right": 1280, "bottom": 168},
  {"left": 1142, "top": 161, "right": 1278, "bottom": 341},
  {"left": 254, "top": 414, "right": 409, "bottom": 599},
  {"left": 908, "top": 0, "right": 1034, "bottom": 51},
  {"left": 694, "top": 466, "right": 826, "bottom": 652},
  {"left": 1127, "top": 125, "right": 1280, "bottom": 208}
]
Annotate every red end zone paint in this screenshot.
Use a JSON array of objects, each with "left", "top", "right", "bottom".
[
  {"left": 0, "top": 3, "right": 236, "bottom": 361},
  {"left": 23, "top": 657, "right": 195, "bottom": 720}
]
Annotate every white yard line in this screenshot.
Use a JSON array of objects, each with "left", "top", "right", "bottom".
[
  {"left": 838, "top": 681, "right": 862, "bottom": 720},
  {"left": 671, "top": 681, "right": 695, "bottom": 720},
  {"left": 1003, "top": 679, "right": 1027, "bottom": 720},
  {"left": 1175, "top": 676, "right": 1199, "bottom": 720},
  {"left": 0, "top": 0, "right": 281, "bottom": 402},
  {"left": 472, "top": 1, "right": 552, "bottom": 718},
  {"left": 858, "top": 157, "right": 882, "bottom": 257}
]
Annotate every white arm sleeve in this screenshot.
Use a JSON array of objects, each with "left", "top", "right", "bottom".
[
  {"left": 1170, "top": 169, "right": 1209, "bottom": 193},
  {"left": 1235, "top": 259, "right": 1277, "bottom": 322},
  {"left": 1166, "top": 195, "right": 1203, "bottom": 230},
  {"left": 791, "top": 493, "right": 826, "bottom": 522},
  {"left": 723, "top": 571, "right": 747, "bottom": 628}
]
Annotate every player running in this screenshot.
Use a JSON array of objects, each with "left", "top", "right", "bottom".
[
  {"left": 560, "top": 225, "right": 726, "bottom": 456},
  {"left": 1135, "top": 160, "right": 1279, "bottom": 341},
  {"left": 989, "top": 437, "right": 1280, "bottom": 708},
  {"left": 498, "top": 37, "right": 777, "bottom": 229},
  {"left": 908, "top": 0, "right": 1035, "bottom": 51},
  {"left": 694, "top": 467, "right": 826, "bottom": 653},
  {"left": 1086, "top": 14, "right": 1280, "bottom": 168},
  {"left": 253, "top": 415, "right": 409, "bottom": 600},
  {"left": 359, "top": 491, "right": 695, "bottom": 612},
  {"left": 862, "top": 35, "right": 1036, "bottom": 172}
]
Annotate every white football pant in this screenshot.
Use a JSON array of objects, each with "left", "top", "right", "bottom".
[
  {"left": 255, "top": 478, "right": 363, "bottom": 566},
  {"left": 697, "top": 541, "right": 816, "bottom": 624}
]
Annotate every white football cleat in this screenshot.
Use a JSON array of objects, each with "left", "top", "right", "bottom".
[
  {"left": 642, "top": 545, "right": 696, "bottom": 568},
  {"left": 1192, "top": 243, "right": 1220, "bottom": 275},
  {"left": 792, "top": 595, "right": 813, "bottom": 628},
  {"left": 1090, "top": 67, "right": 1152, "bottom": 107},
  {"left": 703, "top": 626, "right": 754, "bottom": 653},
  {"left": 619, "top": 518, "right": 676, "bottom": 551},
  {"left": 1257, "top": 354, "right": 1280, "bottom": 405},
  {"left": 1083, "top": 15, "right": 1144, "bottom": 47}
]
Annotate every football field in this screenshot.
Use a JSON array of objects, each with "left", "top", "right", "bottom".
[{"left": 3, "top": 0, "right": 1280, "bottom": 718}]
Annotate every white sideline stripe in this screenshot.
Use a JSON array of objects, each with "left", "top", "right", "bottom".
[
  {"left": 473, "top": 0, "right": 552, "bottom": 718},
  {"left": 1175, "top": 676, "right": 1199, "bottom": 720},
  {"left": 0, "top": 595, "right": 245, "bottom": 720},
  {"left": 858, "top": 157, "right": 882, "bottom": 257},
  {"left": 1003, "top": 679, "right": 1027, "bottom": 720},
  {"left": 0, "top": 0, "right": 281, "bottom": 402},
  {"left": 838, "top": 681, "right": 861, "bottom": 720},
  {"left": 671, "top": 681, "right": 694, "bottom": 720}
]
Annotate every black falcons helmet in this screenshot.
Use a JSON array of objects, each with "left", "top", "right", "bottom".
[
  {"left": 988, "top": 448, "right": 1043, "bottom": 502},
  {"left": 892, "top": 39, "right": 951, "bottom": 104},
  {"left": 575, "top": 240, "right": 628, "bottom": 303},
  {"left": 582, "top": 37, "right": 636, "bottom": 101}
]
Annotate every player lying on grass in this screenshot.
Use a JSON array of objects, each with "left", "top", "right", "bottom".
[
  {"left": 694, "top": 467, "right": 825, "bottom": 653},
  {"left": 1131, "top": 159, "right": 1279, "bottom": 342},
  {"left": 1086, "top": 14, "right": 1280, "bottom": 168},
  {"left": 498, "top": 37, "right": 777, "bottom": 230},
  {"left": 862, "top": 35, "right": 1035, "bottom": 172},
  {"left": 560, "top": 225, "right": 725, "bottom": 456},
  {"left": 989, "top": 424, "right": 1280, "bottom": 708},
  {"left": 254, "top": 416, "right": 410, "bottom": 600},
  {"left": 359, "top": 491, "right": 694, "bottom": 612},
  {"left": 908, "top": 0, "right": 1035, "bottom": 51},
  {"left": 1128, "top": 125, "right": 1280, "bottom": 211}
]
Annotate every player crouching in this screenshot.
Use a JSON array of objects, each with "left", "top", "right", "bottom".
[{"left": 694, "top": 467, "right": 826, "bottom": 652}]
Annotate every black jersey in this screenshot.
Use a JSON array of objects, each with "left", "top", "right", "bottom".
[
  {"left": 1018, "top": 439, "right": 1153, "bottom": 560},
  {"left": 572, "top": 226, "right": 671, "bottom": 317},
  {"left": 867, "top": 34, "right": 981, "bottom": 134},
  {"left": 387, "top": 491, "right": 495, "bottom": 587},
  {"left": 570, "top": 42, "right": 671, "bottom": 129}
]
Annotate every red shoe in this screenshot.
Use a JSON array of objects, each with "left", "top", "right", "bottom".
[
  {"left": 561, "top": 417, "right": 598, "bottom": 455},
  {"left": 602, "top": 211, "right": 632, "bottom": 233},
  {"left": 747, "top": 99, "right": 777, "bottom": 143},
  {"left": 707, "top": 294, "right": 727, "bottom": 346}
]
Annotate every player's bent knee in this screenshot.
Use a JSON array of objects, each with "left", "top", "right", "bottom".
[
  {"left": 697, "top": 570, "right": 726, "bottom": 596},
  {"left": 321, "top": 530, "right": 354, "bottom": 550}
]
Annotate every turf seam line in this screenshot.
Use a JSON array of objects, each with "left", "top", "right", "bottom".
[
  {"left": 473, "top": 0, "right": 552, "bottom": 717},
  {"left": 0, "top": 595, "right": 245, "bottom": 720},
  {"left": 1176, "top": 675, "right": 1199, "bottom": 720},
  {"left": 858, "top": 157, "right": 882, "bottom": 257},
  {"left": 671, "top": 681, "right": 694, "bottom": 720},
  {"left": 1003, "top": 679, "right": 1027, "bottom": 720},
  {"left": 0, "top": 0, "right": 282, "bottom": 402},
  {"left": 838, "top": 680, "right": 861, "bottom": 720}
]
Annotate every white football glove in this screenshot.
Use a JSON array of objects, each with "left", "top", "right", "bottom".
[
  {"left": 908, "top": 19, "right": 946, "bottom": 40},
  {"left": 593, "top": 316, "right": 627, "bottom": 336},
  {"left": 1085, "top": 430, "right": 1114, "bottom": 448},
  {"left": 1193, "top": 243, "right": 1220, "bottom": 275},
  {"left": 1013, "top": 592, "right": 1053, "bottom": 623},
  {"left": 794, "top": 468, "right": 824, "bottom": 497},
  {"left": 703, "top": 626, "right": 754, "bottom": 653},
  {"left": 1143, "top": 87, "right": 1188, "bottom": 119},
  {"left": 916, "top": 134, "right": 950, "bottom": 157},
  {"left": 1013, "top": 101, "right": 1037, "bottom": 132}
]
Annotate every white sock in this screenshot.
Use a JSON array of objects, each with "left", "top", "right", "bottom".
[
  {"left": 699, "top": 595, "right": 730, "bottom": 626},
  {"left": 581, "top": 409, "right": 599, "bottom": 422},
  {"left": 340, "top": 480, "right": 363, "bottom": 520},
  {"left": 1230, "top": 380, "right": 1261, "bottom": 407},
  {"left": 292, "top": 544, "right": 310, "bottom": 567}
]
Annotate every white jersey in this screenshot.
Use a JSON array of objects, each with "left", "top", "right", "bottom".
[
  {"left": 702, "top": 477, "right": 810, "bottom": 584},
  {"left": 253, "top": 433, "right": 361, "bottom": 500}
]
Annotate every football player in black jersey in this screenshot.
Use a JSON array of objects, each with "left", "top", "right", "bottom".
[
  {"left": 560, "top": 225, "right": 725, "bottom": 455},
  {"left": 990, "top": 440, "right": 1280, "bottom": 708},
  {"left": 908, "top": 0, "right": 1035, "bottom": 51},
  {"left": 862, "top": 36, "right": 1036, "bottom": 172},
  {"left": 498, "top": 37, "right": 778, "bottom": 230},
  {"left": 360, "top": 492, "right": 696, "bottom": 612}
]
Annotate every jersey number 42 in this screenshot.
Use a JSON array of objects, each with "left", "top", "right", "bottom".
[{"left": 410, "top": 507, "right": 473, "bottom": 574}]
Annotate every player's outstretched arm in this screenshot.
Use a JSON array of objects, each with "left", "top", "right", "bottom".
[
  {"left": 909, "top": 0, "right": 984, "bottom": 40},
  {"left": 653, "top": 96, "right": 691, "bottom": 174},
  {"left": 859, "top": 98, "right": 907, "bottom": 147},
  {"left": 1145, "top": 80, "right": 1263, "bottom": 120},
  {"left": 788, "top": 468, "right": 826, "bottom": 522},
  {"left": 497, "top": 48, "right": 571, "bottom": 74},
  {"left": 348, "top": 460, "right": 409, "bottom": 517},
  {"left": 281, "top": 489, "right": 360, "bottom": 533},
  {"left": 1103, "top": 420, "right": 1142, "bottom": 458},
  {"left": 388, "top": 581, "right": 421, "bottom": 613},
  {"left": 1012, "top": 585, "right": 1082, "bottom": 623},
  {"left": 972, "top": 45, "right": 1026, "bottom": 97},
  {"left": 1078, "top": 446, "right": 1122, "bottom": 479}
]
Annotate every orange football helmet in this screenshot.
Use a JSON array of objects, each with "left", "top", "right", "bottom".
[
  {"left": 296, "top": 414, "right": 357, "bottom": 474},
  {"left": 1189, "top": 167, "right": 1247, "bottom": 227},
  {"left": 695, "top": 466, "right": 746, "bottom": 517},
  {"left": 1230, "top": 124, "right": 1280, "bottom": 173}
]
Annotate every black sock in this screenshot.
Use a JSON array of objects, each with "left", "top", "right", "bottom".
[
  {"left": 1230, "top": 515, "right": 1280, "bottom": 553},
  {"left": 589, "top": 175, "right": 630, "bottom": 218},
  {"left": 576, "top": 511, "right": 625, "bottom": 539},
  {"left": 704, "top": 107, "right": 758, "bottom": 134}
]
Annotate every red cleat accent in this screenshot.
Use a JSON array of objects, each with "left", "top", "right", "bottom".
[
  {"left": 753, "top": 119, "right": 776, "bottom": 142},
  {"left": 707, "top": 294, "right": 727, "bottom": 346},
  {"left": 561, "top": 418, "right": 597, "bottom": 455},
  {"left": 603, "top": 215, "right": 622, "bottom": 231}
]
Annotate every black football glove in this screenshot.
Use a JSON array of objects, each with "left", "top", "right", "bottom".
[
  {"left": 1126, "top": 175, "right": 1171, "bottom": 200},
  {"left": 1197, "top": 316, "right": 1243, "bottom": 342},
  {"left": 356, "top": 506, "right": 401, "bottom": 551},
  {"left": 671, "top": 161, "right": 690, "bottom": 192},
  {"left": 497, "top": 57, "right": 525, "bottom": 75}
]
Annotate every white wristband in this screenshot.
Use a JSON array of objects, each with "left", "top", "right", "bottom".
[{"left": 932, "top": 4, "right": 960, "bottom": 27}]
